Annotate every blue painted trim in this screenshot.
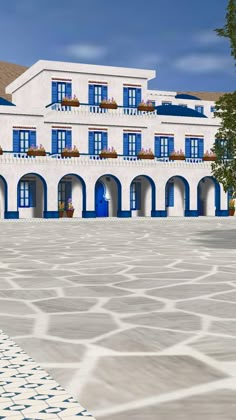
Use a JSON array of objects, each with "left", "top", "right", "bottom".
[
  {"left": 82, "top": 210, "right": 96, "bottom": 218},
  {"left": 5, "top": 211, "right": 19, "bottom": 219},
  {"left": 151, "top": 210, "right": 167, "bottom": 217},
  {"left": 184, "top": 210, "right": 199, "bottom": 217},
  {"left": 117, "top": 210, "right": 131, "bottom": 218},
  {"left": 43, "top": 211, "right": 58, "bottom": 218},
  {"left": 215, "top": 209, "right": 229, "bottom": 217}
]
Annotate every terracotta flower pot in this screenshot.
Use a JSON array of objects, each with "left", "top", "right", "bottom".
[
  {"left": 99, "top": 153, "right": 117, "bottom": 159},
  {"left": 99, "top": 103, "right": 117, "bottom": 109},
  {"left": 59, "top": 211, "right": 64, "bottom": 218},
  {"left": 169, "top": 155, "right": 185, "bottom": 161},
  {"left": 138, "top": 105, "right": 155, "bottom": 112},
  {"left": 61, "top": 100, "right": 80, "bottom": 107},
  {"left": 203, "top": 156, "right": 216, "bottom": 161},
  {"left": 229, "top": 208, "right": 235, "bottom": 216},
  {"left": 27, "top": 150, "right": 46, "bottom": 156},
  {"left": 61, "top": 151, "right": 80, "bottom": 158},
  {"left": 66, "top": 209, "right": 74, "bottom": 218},
  {"left": 0, "top": 150, "right": 3, "bottom": 155},
  {"left": 138, "top": 154, "right": 154, "bottom": 160}
]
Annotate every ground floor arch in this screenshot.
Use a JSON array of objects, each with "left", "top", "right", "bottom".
[
  {"left": 130, "top": 175, "right": 155, "bottom": 217},
  {"left": 17, "top": 173, "right": 47, "bottom": 219},
  {"left": 0, "top": 176, "right": 7, "bottom": 219},
  {"left": 165, "top": 176, "right": 190, "bottom": 217},
  {"left": 197, "top": 176, "right": 220, "bottom": 216},
  {"left": 94, "top": 174, "right": 121, "bottom": 217},
  {"left": 58, "top": 173, "right": 86, "bottom": 217}
]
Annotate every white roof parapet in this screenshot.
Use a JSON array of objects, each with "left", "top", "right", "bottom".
[
  {"left": 6, "top": 60, "right": 156, "bottom": 94},
  {"left": 147, "top": 90, "right": 177, "bottom": 97}
]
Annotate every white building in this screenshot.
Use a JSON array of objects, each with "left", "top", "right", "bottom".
[{"left": 0, "top": 59, "right": 230, "bottom": 219}]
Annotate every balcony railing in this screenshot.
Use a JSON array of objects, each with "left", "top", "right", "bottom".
[
  {"left": 45, "top": 102, "right": 158, "bottom": 117},
  {"left": 0, "top": 151, "right": 214, "bottom": 165}
]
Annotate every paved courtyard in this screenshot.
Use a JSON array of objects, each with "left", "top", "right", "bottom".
[{"left": 0, "top": 217, "right": 236, "bottom": 420}]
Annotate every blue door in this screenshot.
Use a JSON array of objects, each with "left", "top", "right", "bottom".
[{"left": 95, "top": 181, "right": 108, "bottom": 217}]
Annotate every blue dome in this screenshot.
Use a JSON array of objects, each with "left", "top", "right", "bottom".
[
  {"left": 156, "top": 104, "right": 207, "bottom": 118},
  {"left": 175, "top": 93, "right": 201, "bottom": 100},
  {"left": 0, "top": 97, "right": 15, "bottom": 106}
]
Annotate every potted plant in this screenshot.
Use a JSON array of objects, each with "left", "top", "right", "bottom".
[
  {"left": 99, "top": 147, "right": 118, "bottom": 158},
  {"left": 27, "top": 144, "right": 46, "bottom": 156},
  {"left": 137, "top": 148, "right": 155, "bottom": 159},
  {"left": 61, "top": 145, "right": 80, "bottom": 158},
  {"left": 58, "top": 202, "right": 65, "bottom": 218},
  {"left": 61, "top": 95, "right": 80, "bottom": 107},
  {"left": 203, "top": 150, "right": 217, "bottom": 161},
  {"left": 169, "top": 149, "right": 185, "bottom": 161},
  {"left": 229, "top": 199, "right": 235, "bottom": 216},
  {"left": 137, "top": 100, "right": 155, "bottom": 112},
  {"left": 0, "top": 146, "right": 3, "bottom": 155},
  {"left": 99, "top": 98, "right": 118, "bottom": 109},
  {"left": 66, "top": 198, "right": 74, "bottom": 217}
]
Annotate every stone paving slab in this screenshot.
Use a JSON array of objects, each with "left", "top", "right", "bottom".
[{"left": 0, "top": 217, "right": 236, "bottom": 419}]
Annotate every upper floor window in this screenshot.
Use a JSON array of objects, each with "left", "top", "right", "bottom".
[
  {"left": 185, "top": 137, "right": 204, "bottom": 158},
  {"left": 210, "top": 106, "right": 216, "bottom": 113},
  {"left": 130, "top": 182, "right": 141, "bottom": 210},
  {"left": 155, "top": 136, "right": 174, "bottom": 158},
  {"left": 123, "top": 133, "right": 141, "bottom": 156},
  {"left": 13, "top": 130, "right": 36, "bottom": 153},
  {"left": 195, "top": 105, "right": 204, "bottom": 114},
  {"left": 123, "top": 87, "right": 141, "bottom": 108},
  {"left": 88, "top": 131, "right": 107, "bottom": 155},
  {"left": 52, "top": 129, "right": 72, "bottom": 154},
  {"left": 51, "top": 81, "right": 72, "bottom": 104},
  {"left": 89, "top": 84, "right": 108, "bottom": 105},
  {"left": 162, "top": 101, "right": 172, "bottom": 106}
]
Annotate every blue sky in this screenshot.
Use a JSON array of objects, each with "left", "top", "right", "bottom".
[{"left": 1, "top": 0, "right": 235, "bottom": 92}]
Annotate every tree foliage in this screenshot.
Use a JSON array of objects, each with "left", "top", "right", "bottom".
[{"left": 211, "top": 0, "right": 236, "bottom": 198}]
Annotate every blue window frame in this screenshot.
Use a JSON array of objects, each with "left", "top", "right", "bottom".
[
  {"left": 58, "top": 181, "right": 72, "bottom": 206},
  {"left": 155, "top": 136, "right": 174, "bottom": 158},
  {"left": 123, "top": 133, "right": 142, "bottom": 156},
  {"left": 52, "top": 130, "right": 72, "bottom": 154},
  {"left": 123, "top": 87, "right": 141, "bottom": 108},
  {"left": 88, "top": 84, "right": 107, "bottom": 105},
  {"left": 185, "top": 137, "right": 204, "bottom": 158},
  {"left": 166, "top": 182, "right": 174, "bottom": 207},
  {"left": 18, "top": 181, "right": 36, "bottom": 208},
  {"left": 51, "top": 81, "right": 72, "bottom": 103},
  {"left": 195, "top": 105, "right": 204, "bottom": 114},
  {"left": 13, "top": 130, "right": 36, "bottom": 153},
  {"left": 130, "top": 182, "right": 141, "bottom": 210},
  {"left": 210, "top": 106, "right": 216, "bottom": 113},
  {"left": 88, "top": 131, "right": 108, "bottom": 155}
]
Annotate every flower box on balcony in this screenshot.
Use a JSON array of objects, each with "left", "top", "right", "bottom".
[
  {"left": 61, "top": 96, "right": 80, "bottom": 107},
  {"left": 0, "top": 148, "right": 3, "bottom": 155},
  {"left": 138, "top": 154, "right": 155, "bottom": 160},
  {"left": 27, "top": 147, "right": 46, "bottom": 157},
  {"left": 100, "top": 148, "right": 117, "bottom": 159},
  {"left": 169, "top": 155, "right": 185, "bottom": 161},
  {"left": 99, "top": 100, "right": 118, "bottom": 109},
  {"left": 203, "top": 156, "right": 216, "bottom": 161},
  {"left": 137, "top": 101, "right": 155, "bottom": 112},
  {"left": 61, "top": 151, "right": 80, "bottom": 158}
]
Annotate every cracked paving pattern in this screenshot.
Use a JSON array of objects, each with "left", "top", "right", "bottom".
[{"left": 0, "top": 217, "right": 236, "bottom": 419}]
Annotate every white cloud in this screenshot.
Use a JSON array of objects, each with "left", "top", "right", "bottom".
[
  {"left": 173, "top": 53, "right": 233, "bottom": 73},
  {"left": 131, "top": 54, "right": 163, "bottom": 69},
  {"left": 194, "top": 30, "right": 222, "bottom": 46},
  {"left": 65, "top": 43, "right": 108, "bottom": 60}
]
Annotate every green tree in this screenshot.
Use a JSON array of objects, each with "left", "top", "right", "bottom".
[{"left": 211, "top": 0, "right": 236, "bottom": 199}]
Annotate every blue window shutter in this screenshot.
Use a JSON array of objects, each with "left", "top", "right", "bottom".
[
  {"left": 123, "top": 133, "right": 129, "bottom": 155},
  {"left": 13, "top": 130, "right": 20, "bottom": 152},
  {"left": 29, "top": 181, "right": 36, "bottom": 207},
  {"left": 66, "top": 130, "right": 72, "bottom": 149},
  {"left": 168, "top": 137, "right": 174, "bottom": 155},
  {"left": 102, "top": 85, "right": 108, "bottom": 101},
  {"left": 136, "top": 88, "right": 141, "bottom": 107},
  {"left": 198, "top": 138, "right": 204, "bottom": 158},
  {"left": 123, "top": 87, "right": 129, "bottom": 107},
  {"left": 52, "top": 130, "right": 58, "bottom": 154},
  {"left": 30, "top": 131, "right": 36, "bottom": 148},
  {"left": 102, "top": 132, "right": 108, "bottom": 150},
  {"left": 65, "top": 83, "right": 72, "bottom": 98},
  {"left": 89, "top": 131, "right": 94, "bottom": 154},
  {"left": 135, "top": 133, "right": 141, "bottom": 155},
  {"left": 89, "top": 85, "right": 95, "bottom": 105},
  {"left": 155, "top": 136, "right": 161, "bottom": 157},
  {"left": 185, "top": 138, "right": 191, "bottom": 158},
  {"left": 52, "top": 82, "right": 58, "bottom": 103}
]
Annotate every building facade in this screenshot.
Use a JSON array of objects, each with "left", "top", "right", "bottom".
[{"left": 0, "top": 60, "right": 230, "bottom": 219}]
